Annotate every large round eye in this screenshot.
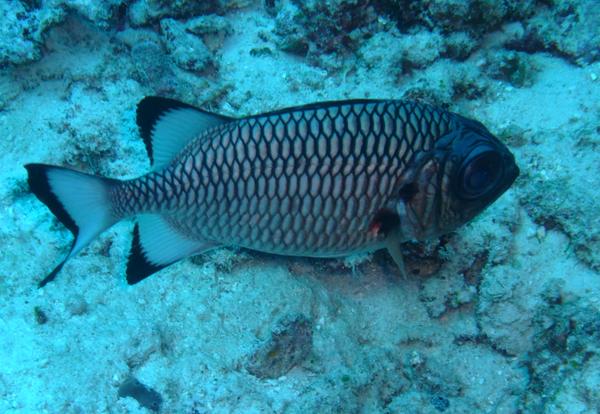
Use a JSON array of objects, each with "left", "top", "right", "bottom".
[{"left": 458, "top": 150, "right": 503, "bottom": 199}]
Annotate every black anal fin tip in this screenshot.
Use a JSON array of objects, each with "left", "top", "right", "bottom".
[{"left": 126, "top": 224, "right": 168, "bottom": 285}]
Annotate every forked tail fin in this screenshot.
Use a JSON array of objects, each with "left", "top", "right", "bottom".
[{"left": 25, "top": 164, "right": 121, "bottom": 287}]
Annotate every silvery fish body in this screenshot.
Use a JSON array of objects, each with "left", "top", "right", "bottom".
[{"left": 26, "top": 97, "right": 519, "bottom": 286}]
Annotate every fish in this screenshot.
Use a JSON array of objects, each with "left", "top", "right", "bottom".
[{"left": 25, "top": 97, "right": 519, "bottom": 287}]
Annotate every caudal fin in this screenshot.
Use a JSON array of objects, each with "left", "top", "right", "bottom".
[{"left": 25, "top": 164, "right": 120, "bottom": 287}]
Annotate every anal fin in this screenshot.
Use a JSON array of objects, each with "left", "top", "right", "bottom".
[{"left": 126, "top": 214, "right": 218, "bottom": 284}]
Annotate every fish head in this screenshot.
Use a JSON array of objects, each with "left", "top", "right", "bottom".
[{"left": 394, "top": 120, "right": 519, "bottom": 240}]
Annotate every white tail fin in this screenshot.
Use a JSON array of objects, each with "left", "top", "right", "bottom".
[{"left": 25, "top": 164, "right": 120, "bottom": 286}]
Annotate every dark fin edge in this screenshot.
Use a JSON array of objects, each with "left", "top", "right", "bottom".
[
  {"left": 246, "top": 98, "right": 393, "bottom": 120},
  {"left": 126, "top": 223, "right": 168, "bottom": 285},
  {"left": 136, "top": 96, "right": 231, "bottom": 165},
  {"left": 27, "top": 164, "right": 78, "bottom": 288},
  {"left": 25, "top": 164, "right": 79, "bottom": 237},
  {"left": 38, "top": 260, "right": 67, "bottom": 288}
]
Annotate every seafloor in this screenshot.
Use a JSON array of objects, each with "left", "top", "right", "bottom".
[{"left": 1, "top": 0, "right": 599, "bottom": 413}]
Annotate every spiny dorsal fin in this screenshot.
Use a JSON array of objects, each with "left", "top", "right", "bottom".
[{"left": 136, "top": 96, "right": 233, "bottom": 170}]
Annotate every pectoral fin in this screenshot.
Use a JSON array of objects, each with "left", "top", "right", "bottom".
[
  {"left": 369, "top": 208, "right": 407, "bottom": 278},
  {"left": 387, "top": 237, "right": 407, "bottom": 279}
]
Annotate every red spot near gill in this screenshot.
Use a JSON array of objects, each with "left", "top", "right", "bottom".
[
  {"left": 368, "top": 220, "right": 382, "bottom": 237},
  {"left": 369, "top": 209, "right": 400, "bottom": 238}
]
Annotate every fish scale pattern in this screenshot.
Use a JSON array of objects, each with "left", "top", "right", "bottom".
[{"left": 117, "top": 100, "right": 455, "bottom": 256}]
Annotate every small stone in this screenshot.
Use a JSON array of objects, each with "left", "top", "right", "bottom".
[
  {"left": 535, "top": 226, "right": 547, "bottom": 242},
  {"left": 160, "top": 18, "right": 211, "bottom": 73},
  {"left": 486, "top": 50, "right": 537, "bottom": 87},
  {"left": 431, "top": 395, "right": 450, "bottom": 412},
  {"left": 408, "top": 351, "right": 423, "bottom": 367},
  {"left": 66, "top": 295, "right": 88, "bottom": 316},
  {"left": 443, "top": 31, "right": 477, "bottom": 61},
  {"left": 130, "top": 39, "right": 174, "bottom": 88},
  {"left": 118, "top": 377, "right": 162, "bottom": 412},
  {"left": 34, "top": 306, "right": 48, "bottom": 325},
  {"left": 250, "top": 47, "right": 274, "bottom": 57},
  {"left": 246, "top": 314, "right": 313, "bottom": 379}
]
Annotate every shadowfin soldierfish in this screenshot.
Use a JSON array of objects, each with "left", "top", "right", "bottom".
[{"left": 26, "top": 97, "right": 519, "bottom": 286}]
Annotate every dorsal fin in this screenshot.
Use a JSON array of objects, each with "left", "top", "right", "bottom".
[{"left": 136, "top": 96, "right": 233, "bottom": 170}]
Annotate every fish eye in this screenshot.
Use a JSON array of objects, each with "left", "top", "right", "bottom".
[{"left": 457, "top": 150, "right": 503, "bottom": 199}]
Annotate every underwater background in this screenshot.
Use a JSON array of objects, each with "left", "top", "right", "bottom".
[{"left": 1, "top": 0, "right": 599, "bottom": 413}]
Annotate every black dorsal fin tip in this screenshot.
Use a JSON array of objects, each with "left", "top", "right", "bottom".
[
  {"left": 126, "top": 223, "right": 168, "bottom": 285},
  {"left": 135, "top": 96, "right": 233, "bottom": 165},
  {"left": 136, "top": 97, "right": 197, "bottom": 164}
]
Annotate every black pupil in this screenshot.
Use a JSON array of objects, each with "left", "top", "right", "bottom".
[
  {"left": 462, "top": 151, "right": 501, "bottom": 196},
  {"left": 467, "top": 166, "right": 491, "bottom": 189}
]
